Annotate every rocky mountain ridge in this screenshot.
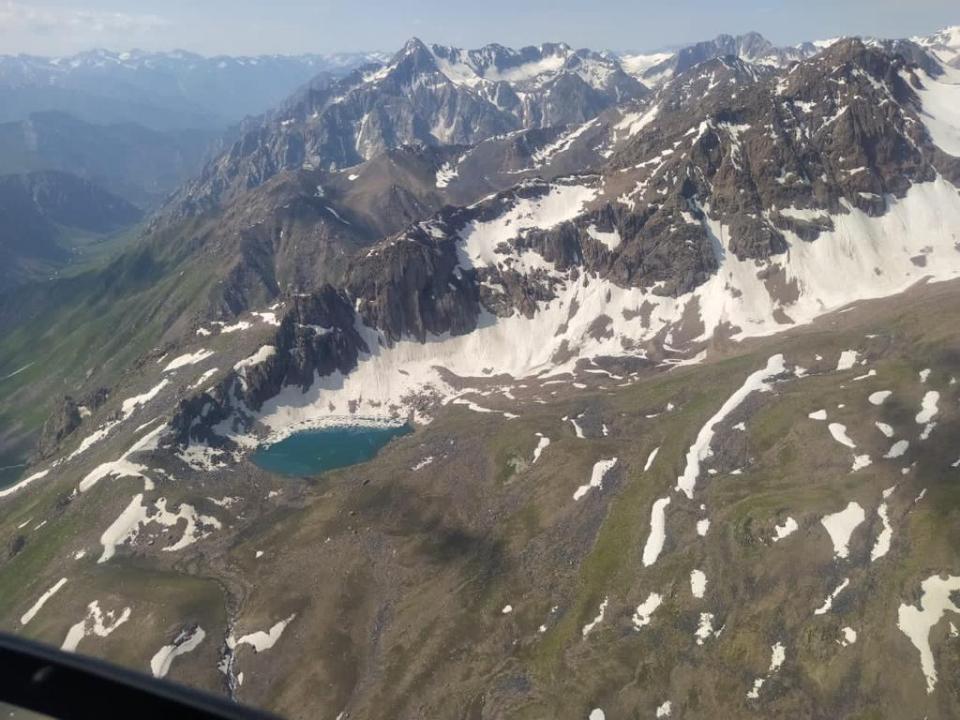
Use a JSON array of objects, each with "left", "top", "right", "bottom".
[{"left": 168, "top": 37, "right": 648, "bottom": 216}]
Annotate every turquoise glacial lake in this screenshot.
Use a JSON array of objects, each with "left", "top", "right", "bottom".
[{"left": 251, "top": 424, "right": 412, "bottom": 476}]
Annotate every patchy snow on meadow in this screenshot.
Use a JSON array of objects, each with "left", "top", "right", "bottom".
[
  {"left": 656, "top": 700, "right": 672, "bottom": 717},
  {"left": 61, "top": 600, "right": 131, "bottom": 652},
  {"left": 772, "top": 516, "right": 798, "bottom": 542},
  {"left": 747, "top": 641, "right": 786, "bottom": 699},
  {"left": 120, "top": 380, "right": 170, "bottom": 419},
  {"left": 20, "top": 577, "right": 68, "bottom": 625},
  {"left": 568, "top": 415, "right": 586, "bottom": 438},
  {"left": 229, "top": 614, "right": 296, "bottom": 653},
  {"left": 814, "top": 577, "right": 850, "bottom": 615},
  {"left": 836, "top": 350, "right": 859, "bottom": 371},
  {"left": 573, "top": 458, "right": 618, "bottom": 500},
  {"left": 838, "top": 626, "right": 857, "bottom": 647},
  {"left": 677, "top": 355, "right": 786, "bottom": 499},
  {"left": 0, "top": 469, "right": 50, "bottom": 499},
  {"left": 582, "top": 596, "right": 608, "bottom": 637},
  {"left": 821, "top": 502, "right": 865, "bottom": 559},
  {"left": 631, "top": 592, "right": 662, "bottom": 630},
  {"left": 916, "top": 391, "right": 940, "bottom": 424},
  {"left": 411, "top": 456, "right": 435, "bottom": 471},
  {"left": 150, "top": 626, "right": 206, "bottom": 678},
  {"left": 643, "top": 446, "right": 660, "bottom": 472},
  {"left": 868, "top": 391, "right": 892, "bottom": 406},
  {"left": 897, "top": 574, "right": 960, "bottom": 693},
  {"left": 695, "top": 612, "right": 716, "bottom": 645},
  {"left": 875, "top": 421, "right": 895, "bottom": 438},
  {"left": 163, "top": 350, "right": 215, "bottom": 372},
  {"left": 808, "top": 409, "right": 827, "bottom": 420},
  {"left": 871, "top": 486, "right": 897, "bottom": 561},
  {"left": 642, "top": 497, "right": 671, "bottom": 566},
  {"left": 99, "top": 493, "right": 221, "bottom": 562},
  {"left": 532, "top": 434, "right": 550, "bottom": 463},
  {"left": 690, "top": 569, "right": 707, "bottom": 599},
  {"left": 828, "top": 423, "right": 856, "bottom": 449},
  {"left": 884, "top": 440, "right": 909, "bottom": 459}
]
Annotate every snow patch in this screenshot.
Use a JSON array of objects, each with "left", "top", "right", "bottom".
[
  {"left": 690, "top": 569, "right": 707, "bottom": 599},
  {"left": 229, "top": 615, "right": 296, "bottom": 653},
  {"left": 631, "top": 592, "right": 662, "bottom": 630},
  {"left": 868, "top": 390, "right": 892, "bottom": 405},
  {"left": 573, "top": 458, "right": 618, "bottom": 500},
  {"left": 62, "top": 601, "right": 131, "bottom": 652},
  {"left": 676, "top": 355, "right": 786, "bottom": 499},
  {"left": 820, "top": 502, "right": 865, "bottom": 559},
  {"left": 20, "top": 578, "right": 68, "bottom": 625},
  {"left": 642, "top": 497, "right": 671, "bottom": 566},
  {"left": 581, "top": 596, "right": 608, "bottom": 637},
  {"left": 163, "top": 350, "right": 214, "bottom": 372},
  {"left": 150, "top": 626, "right": 206, "bottom": 678},
  {"left": 897, "top": 574, "right": 960, "bottom": 693},
  {"left": 772, "top": 517, "right": 798, "bottom": 542}
]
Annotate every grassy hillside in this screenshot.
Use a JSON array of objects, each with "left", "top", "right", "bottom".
[{"left": 1, "top": 278, "right": 958, "bottom": 718}]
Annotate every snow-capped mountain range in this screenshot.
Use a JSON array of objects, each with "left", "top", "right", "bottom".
[{"left": 0, "top": 48, "right": 389, "bottom": 129}]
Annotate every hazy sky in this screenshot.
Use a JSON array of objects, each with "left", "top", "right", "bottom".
[{"left": 0, "top": 0, "right": 957, "bottom": 56}]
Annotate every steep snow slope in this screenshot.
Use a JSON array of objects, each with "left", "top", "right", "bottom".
[
  {"left": 911, "top": 65, "right": 960, "bottom": 156},
  {"left": 245, "top": 175, "right": 960, "bottom": 443}
]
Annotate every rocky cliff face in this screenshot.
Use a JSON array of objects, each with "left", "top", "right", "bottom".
[{"left": 603, "top": 40, "right": 942, "bottom": 266}]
